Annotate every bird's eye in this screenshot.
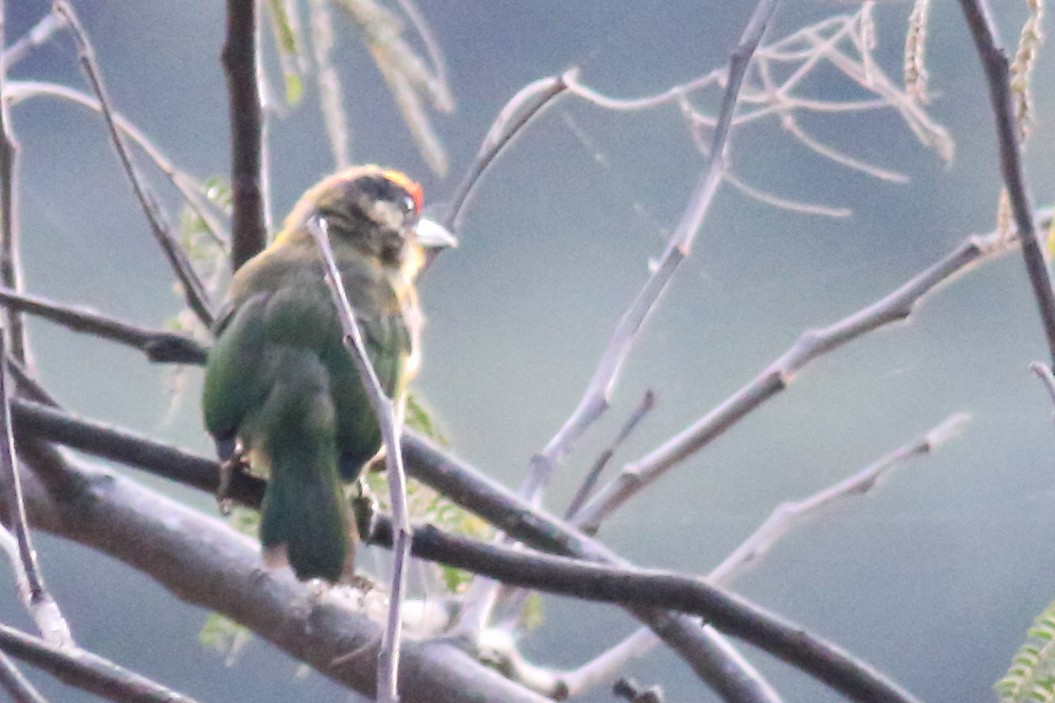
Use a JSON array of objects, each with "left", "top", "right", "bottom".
[{"left": 399, "top": 194, "right": 416, "bottom": 215}]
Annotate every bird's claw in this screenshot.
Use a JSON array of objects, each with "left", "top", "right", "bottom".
[{"left": 216, "top": 451, "right": 248, "bottom": 515}]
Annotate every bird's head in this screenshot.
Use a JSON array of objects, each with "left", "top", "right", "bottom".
[{"left": 279, "top": 165, "right": 456, "bottom": 276}]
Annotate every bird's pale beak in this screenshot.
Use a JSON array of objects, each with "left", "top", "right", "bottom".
[{"left": 414, "top": 218, "right": 458, "bottom": 250}]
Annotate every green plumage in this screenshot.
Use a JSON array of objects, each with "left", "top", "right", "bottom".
[{"left": 202, "top": 166, "right": 426, "bottom": 582}]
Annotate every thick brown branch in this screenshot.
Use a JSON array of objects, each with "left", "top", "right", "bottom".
[{"left": 223, "top": 0, "right": 267, "bottom": 270}]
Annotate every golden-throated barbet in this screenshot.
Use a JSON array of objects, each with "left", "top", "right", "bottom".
[{"left": 202, "top": 165, "right": 455, "bottom": 582}]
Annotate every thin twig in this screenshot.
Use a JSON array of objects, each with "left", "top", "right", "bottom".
[
  {"left": 6, "top": 81, "right": 229, "bottom": 250},
  {"left": 575, "top": 232, "right": 1010, "bottom": 532},
  {"left": 460, "top": 3, "right": 782, "bottom": 686},
  {"left": 223, "top": 0, "right": 267, "bottom": 271},
  {"left": 0, "top": 286, "right": 207, "bottom": 364},
  {"left": 0, "top": 649, "right": 48, "bottom": 703},
  {"left": 520, "top": 0, "right": 782, "bottom": 507},
  {"left": 0, "top": 622, "right": 197, "bottom": 703},
  {"left": 308, "top": 217, "right": 411, "bottom": 703},
  {"left": 957, "top": 0, "right": 1055, "bottom": 368},
  {"left": 712, "top": 412, "right": 969, "bottom": 581},
  {"left": 2, "top": 10, "right": 65, "bottom": 68},
  {"left": 52, "top": 2, "right": 214, "bottom": 328},
  {"left": 0, "top": 334, "right": 70, "bottom": 647},
  {"left": 440, "top": 73, "right": 569, "bottom": 235},
  {"left": 0, "top": 0, "right": 26, "bottom": 362},
  {"left": 1030, "top": 362, "right": 1055, "bottom": 418},
  {"left": 255, "top": 4, "right": 273, "bottom": 235},
  {"left": 9, "top": 399, "right": 921, "bottom": 703},
  {"left": 565, "top": 389, "right": 656, "bottom": 520},
  {"left": 308, "top": 0, "right": 350, "bottom": 169},
  {"left": 557, "top": 412, "right": 969, "bottom": 696}
]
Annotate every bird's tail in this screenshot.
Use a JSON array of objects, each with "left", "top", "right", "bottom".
[{"left": 256, "top": 351, "right": 355, "bottom": 582}]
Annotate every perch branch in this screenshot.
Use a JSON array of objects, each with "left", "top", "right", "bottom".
[
  {"left": 14, "top": 440, "right": 548, "bottom": 703},
  {"left": 957, "top": 0, "right": 1055, "bottom": 367},
  {"left": 223, "top": 0, "right": 267, "bottom": 270},
  {"left": 309, "top": 217, "right": 411, "bottom": 703},
  {"left": 52, "top": 2, "right": 214, "bottom": 328},
  {"left": 9, "top": 400, "right": 920, "bottom": 703}
]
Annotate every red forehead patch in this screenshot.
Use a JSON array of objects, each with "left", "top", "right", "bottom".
[{"left": 382, "top": 169, "right": 423, "bottom": 213}]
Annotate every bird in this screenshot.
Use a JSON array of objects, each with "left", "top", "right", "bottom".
[{"left": 201, "top": 165, "right": 455, "bottom": 582}]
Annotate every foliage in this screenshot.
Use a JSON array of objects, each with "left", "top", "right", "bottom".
[{"left": 997, "top": 601, "right": 1055, "bottom": 703}]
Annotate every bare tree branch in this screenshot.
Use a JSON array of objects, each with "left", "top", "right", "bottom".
[
  {"left": 575, "top": 232, "right": 1011, "bottom": 532},
  {"left": 6, "top": 81, "right": 229, "bottom": 250},
  {"left": 380, "top": 522, "right": 921, "bottom": 703},
  {"left": 560, "top": 411, "right": 971, "bottom": 691},
  {"left": 0, "top": 287, "right": 207, "bottom": 364},
  {"left": 223, "top": 0, "right": 267, "bottom": 271},
  {"left": 308, "top": 216, "right": 412, "bottom": 703},
  {"left": 14, "top": 440, "right": 548, "bottom": 703},
  {"left": 0, "top": 649, "right": 48, "bottom": 703},
  {"left": 957, "top": 0, "right": 1055, "bottom": 367},
  {"left": 2, "top": 10, "right": 64, "bottom": 69},
  {"left": 0, "top": 336, "right": 70, "bottom": 647},
  {"left": 0, "top": 0, "right": 26, "bottom": 362},
  {"left": 52, "top": 2, "right": 215, "bottom": 328},
  {"left": 521, "top": 0, "right": 782, "bottom": 507},
  {"left": 440, "top": 73, "right": 569, "bottom": 235},
  {"left": 565, "top": 389, "right": 656, "bottom": 521},
  {"left": 4, "top": 399, "right": 919, "bottom": 700},
  {"left": 0, "top": 621, "right": 198, "bottom": 703}
]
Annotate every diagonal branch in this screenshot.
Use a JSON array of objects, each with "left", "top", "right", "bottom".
[
  {"left": 957, "top": 0, "right": 1055, "bottom": 367},
  {"left": 14, "top": 435, "right": 548, "bottom": 703},
  {"left": 0, "top": 622, "right": 196, "bottom": 703},
  {"left": 559, "top": 412, "right": 970, "bottom": 694},
  {"left": 520, "top": 0, "right": 782, "bottom": 506},
  {"left": 10, "top": 396, "right": 924, "bottom": 700},
  {"left": 575, "top": 231, "right": 1011, "bottom": 531},
  {"left": 0, "top": 287, "right": 207, "bottom": 364},
  {"left": 6, "top": 81, "right": 229, "bottom": 250},
  {"left": 52, "top": 2, "right": 214, "bottom": 328},
  {"left": 308, "top": 217, "right": 411, "bottom": 703},
  {"left": 0, "top": 649, "right": 48, "bottom": 703}
]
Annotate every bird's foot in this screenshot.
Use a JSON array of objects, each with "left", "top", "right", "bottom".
[
  {"left": 351, "top": 480, "right": 378, "bottom": 541},
  {"left": 216, "top": 451, "right": 248, "bottom": 515}
]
